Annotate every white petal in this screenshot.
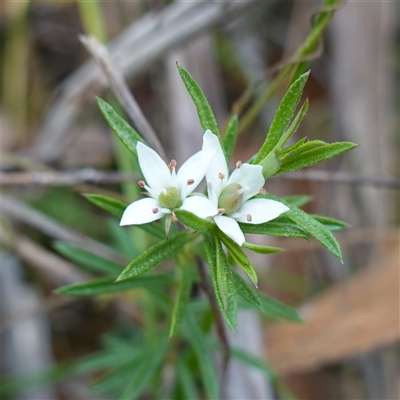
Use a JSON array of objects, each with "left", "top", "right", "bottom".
[
  {"left": 202, "top": 130, "right": 228, "bottom": 197},
  {"left": 176, "top": 149, "right": 215, "bottom": 197},
  {"left": 234, "top": 198, "right": 289, "bottom": 224},
  {"left": 228, "top": 163, "right": 264, "bottom": 202},
  {"left": 137, "top": 142, "right": 172, "bottom": 191},
  {"left": 214, "top": 215, "right": 245, "bottom": 246},
  {"left": 120, "top": 198, "right": 165, "bottom": 225},
  {"left": 181, "top": 196, "right": 219, "bottom": 219},
  {"left": 207, "top": 182, "right": 219, "bottom": 207}
]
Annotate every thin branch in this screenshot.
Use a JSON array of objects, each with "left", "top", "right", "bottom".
[
  {"left": 2, "top": 169, "right": 399, "bottom": 188},
  {"left": 28, "top": 0, "right": 260, "bottom": 163},
  {"left": 274, "top": 170, "right": 400, "bottom": 189},
  {"left": 79, "top": 35, "right": 166, "bottom": 160},
  {"left": 195, "top": 256, "right": 230, "bottom": 384},
  {"left": 1, "top": 194, "right": 129, "bottom": 265}
]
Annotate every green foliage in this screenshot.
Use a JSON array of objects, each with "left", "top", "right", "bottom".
[
  {"left": 311, "top": 215, "right": 349, "bottom": 232},
  {"left": 185, "top": 312, "right": 219, "bottom": 399},
  {"left": 96, "top": 97, "right": 146, "bottom": 155},
  {"left": 54, "top": 241, "right": 123, "bottom": 275},
  {"left": 242, "top": 242, "right": 284, "bottom": 254},
  {"left": 217, "top": 231, "right": 258, "bottom": 287},
  {"left": 56, "top": 275, "right": 172, "bottom": 296},
  {"left": 239, "top": 221, "right": 309, "bottom": 240},
  {"left": 169, "top": 263, "right": 195, "bottom": 338},
  {"left": 264, "top": 194, "right": 343, "bottom": 261},
  {"left": 174, "top": 209, "right": 215, "bottom": 233},
  {"left": 116, "top": 232, "right": 195, "bottom": 282},
  {"left": 275, "top": 141, "right": 358, "bottom": 175},
  {"left": 253, "top": 71, "right": 310, "bottom": 164}
]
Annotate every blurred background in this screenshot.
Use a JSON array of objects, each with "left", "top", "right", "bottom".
[{"left": 1, "top": 1, "right": 399, "bottom": 399}]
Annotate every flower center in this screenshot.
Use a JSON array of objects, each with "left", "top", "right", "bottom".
[
  {"left": 158, "top": 186, "right": 182, "bottom": 210},
  {"left": 218, "top": 183, "right": 243, "bottom": 215}
]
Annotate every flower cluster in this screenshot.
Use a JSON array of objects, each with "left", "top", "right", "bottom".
[{"left": 120, "top": 130, "right": 289, "bottom": 245}]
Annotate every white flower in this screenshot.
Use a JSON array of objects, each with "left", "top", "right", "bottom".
[
  {"left": 120, "top": 141, "right": 214, "bottom": 227},
  {"left": 200, "top": 129, "right": 289, "bottom": 246}
]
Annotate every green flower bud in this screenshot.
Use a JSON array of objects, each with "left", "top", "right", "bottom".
[
  {"left": 158, "top": 187, "right": 182, "bottom": 210},
  {"left": 218, "top": 183, "right": 243, "bottom": 215}
]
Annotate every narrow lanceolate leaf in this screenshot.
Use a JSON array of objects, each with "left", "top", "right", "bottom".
[
  {"left": 264, "top": 194, "right": 342, "bottom": 261},
  {"left": 84, "top": 193, "right": 126, "bottom": 218},
  {"left": 217, "top": 231, "right": 258, "bottom": 287},
  {"left": 279, "top": 140, "right": 326, "bottom": 163},
  {"left": 54, "top": 241, "right": 123, "bottom": 275},
  {"left": 276, "top": 141, "right": 358, "bottom": 175},
  {"left": 177, "top": 64, "right": 220, "bottom": 139},
  {"left": 311, "top": 215, "right": 349, "bottom": 232},
  {"left": 259, "top": 292, "right": 303, "bottom": 322},
  {"left": 278, "top": 137, "right": 308, "bottom": 158},
  {"left": 239, "top": 221, "right": 309, "bottom": 240},
  {"left": 174, "top": 209, "right": 215, "bottom": 233},
  {"left": 230, "top": 347, "right": 277, "bottom": 380},
  {"left": 119, "top": 333, "right": 169, "bottom": 400},
  {"left": 232, "top": 271, "right": 263, "bottom": 312},
  {"left": 242, "top": 242, "right": 284, "bottom": 254},
  {"left": 116, "top": 232, "right": 194, "bottom": 282},
  {"left": 215, "top": 238, "right": 237, "bottom": 331},
  {"left": 258, "top": 99, "right": 309, "bottom": 177},
  {"left": 275, "top": 98, "right": 309, "bottom": 150},
  {"left": 84, "top": 193, "right": 165, "bottom": 239},
  {"left": 283, "top": 195, "right": 312, "bottom": 208},
  {"left": 222, "top": 114, "right": 239, "bottom": 163},
  {"left": 169, "top": 263, "right": 195, "bottom": 338},
  {"left": 96, "top": 97, "right": 146, "bottom": 155},
  {"left": 185, "top": 312, "right": 219, "bottom": 400},
  {"left": 253, "top": 71, "right": 310, "bottom": 164},
  {"left": 177, "top": 357, "right": 200, "bottom": 400},
  {"left": 55, "top": 275, "right": 172, "bottom": 297},
  {"left": 202, "top": 233, "right": 236, "bottom": 331}
]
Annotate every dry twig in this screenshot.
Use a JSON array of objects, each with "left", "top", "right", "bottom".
[
  {"left": 79, "top": 35, "right": 166, "bottom": 160},
  {"left": 1, "top": 169, "right": 399, "bottom": 188}
]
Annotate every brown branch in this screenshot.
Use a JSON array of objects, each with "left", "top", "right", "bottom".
[
  {"left": 2, "top": 169, "right": 399, "bottom": 188},
  {"left": 79, "top": 35, "right": 166, "bottom": 160},
  {"left": 195, "top": 256, "right": 230, "bottom": 385}
]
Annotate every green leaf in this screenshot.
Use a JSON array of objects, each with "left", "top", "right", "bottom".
[
  {"left": 96, "top": 97, "right": 146, "bottom": 155},
  {"left": 215, "top": 238, "right": 237, "bottom": 331},
  {"left": 54, "top": 241, "right": 123, "bottom": 275},
  {"left": 169, "top": 263, "right": 195, "bottom": 338},
  {"left": 276, "top": 141, "right": 358, "bottom": 175},
  {"left": 242, "top": 242, "right": 284, "bottom": 254},
  {"left": 258, "top": 99, "right": 309, "bottom": 178},
  {"left": 283, "top": 195, "right": 311, "bottom": 208},
  {"left": 174, "top": 209, "right": 215, "bottom": 233},
  {"left": 84, "top": 193, "right": 126, "bottom": 218},
  {"left": 232, "top": 271, "right": 263, "bottom": 312},
  {"left": 264, "top": 194, "right": 342, "bottom": 261},
  {"left": 278, "top": 137, "right": 308, "bottom": 157},
  {"left": 84, "top": 193, "right": 165, "bottom": 239},
  {"left": 239, "top": 221, "right": 309, "bottom": 240},
  {"left": 119, "top": 333, "right": 169, "bottom": 400},
  {"left": 276, "top": 98, "right": 309, "bottom": 149},
  {"left": 253, "top": 71, "right": 310, "bottom": 164},
  {"left": 116, "top": 232, "right": 194, "bottom": 282},
  {"left": 202, "top": 233, "right": 236, "bottom": 331},
  {"left": 230, "top": 347, "right": 277, "bottom": 380},
  {"left": 177, "top": 357, "right": 200, "bottom": 400},
  {"left": 279, "top": 140, "right": 326, "bottom": 162},
  {"left": 311, "top": 214, "right": 349, "bottom": 232},
  {"left": 177, "top": 64, "right": 220, "bottom": 139},
  {"left": 55, "top": 274, "right": 172, "bottom": 297},
  {"left": 217, "top": 231, "right": 258, "bottom": 287},
  {"left": 185, "top": 312, "right": 219, "bottom": 400},
  {"left": 259, "top": 292, "right": 303, "bottom": 322},
  {"left": 222, "top": 114, "right": 239, "bottom": 163}
]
